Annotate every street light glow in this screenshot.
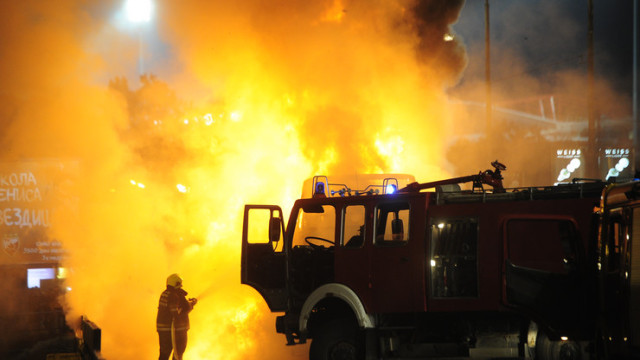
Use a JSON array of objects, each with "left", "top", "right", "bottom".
[{"left": 125, "top": 0, "right": 153, "bottom": 23}]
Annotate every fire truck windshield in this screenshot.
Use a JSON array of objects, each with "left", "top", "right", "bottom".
[{"left": 291, "top": 204, "right": 336, "bottom": 248}]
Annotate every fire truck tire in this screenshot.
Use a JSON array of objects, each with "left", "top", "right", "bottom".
[
  {"left": 536, "top": 330, "right": 585, "bottom": 360},
  {"left": 309, "top": 318, "right": 363, "bottom": 360}
]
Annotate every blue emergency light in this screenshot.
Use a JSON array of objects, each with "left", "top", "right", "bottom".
[
  {"left": 383, "top": 178, "right": 399, "bottom": 195},
  {"left": 386, "top": 184, "right": 397, "bottom": 194}
]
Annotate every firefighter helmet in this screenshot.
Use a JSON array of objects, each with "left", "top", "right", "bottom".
[{"left": 166, "top": 273, "right": 183, "bottom": 288}]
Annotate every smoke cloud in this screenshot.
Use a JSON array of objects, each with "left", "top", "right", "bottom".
[
  {"left": 0, "top": 0, "right": 467, "bottom": 358},
  {"left": 447, "top": 1, "right": 633, "bottom": 186}
]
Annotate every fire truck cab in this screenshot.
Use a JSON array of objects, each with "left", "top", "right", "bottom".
[{"left": 241, "top": 163, "right": 637, "bottom": 359}]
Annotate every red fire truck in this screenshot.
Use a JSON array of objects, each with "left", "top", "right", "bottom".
[{"left": 241, "top": 162, "right": 639, "bottom": 359}]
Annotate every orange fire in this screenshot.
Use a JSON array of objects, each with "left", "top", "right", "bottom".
[{"left": 0, "top": 0, "right": 466, "bottom": 359}]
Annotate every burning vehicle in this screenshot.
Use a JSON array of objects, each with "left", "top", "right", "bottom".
[{"left": 242, "top": 161, "right": 640, "bottom": 359}]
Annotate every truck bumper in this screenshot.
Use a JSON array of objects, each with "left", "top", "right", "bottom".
[{"left": 276, "top": 313, "right": 306, "bottom": 345}]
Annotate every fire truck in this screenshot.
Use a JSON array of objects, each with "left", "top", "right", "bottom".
[{"left": 241, "top": 162, "right": 639, "bottom": 359}]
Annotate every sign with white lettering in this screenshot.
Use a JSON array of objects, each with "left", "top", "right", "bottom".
[
  {"left": 555, "top": 148, "right": 584, "bottom": 183},
  {"left": 601, "top": 148, "right": 632, "bottom": 180},
  {"left": 0, "top": 160, "right": 78, "bottom": 264}
]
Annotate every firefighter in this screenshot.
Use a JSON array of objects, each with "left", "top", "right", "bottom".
[{"left": 157, "top": 273, "right": 197, "bottom": 360}]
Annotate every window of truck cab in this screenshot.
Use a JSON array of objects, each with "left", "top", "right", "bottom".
[
  {"left": 374, "top": 202, "right": 410, "bottom": 246},
  {"left": 430, "top": 218, "right": 479, "bottom": 298},
  {"left": 342, "top": 205, "right": 366, "bottom": 248},
  {"left": 291, "top": 203, "right": 336, "bottom": 248}
]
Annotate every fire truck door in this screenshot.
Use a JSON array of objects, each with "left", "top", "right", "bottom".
[
  {"left": 370, "top": 201, "right": 416, "bottom": 312},
  {"left": 241, "top": 205, "right": 287, "bottom": 312},
  {"left": 335, "top": 204, "right": 371, "bottom": 303},
  {"left": 503, "top": 218, "right": 584, "bottom": 333}
]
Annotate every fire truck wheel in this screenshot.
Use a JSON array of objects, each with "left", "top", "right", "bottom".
[
  {"left": 536, "top": 330, "right": 584, "bottom": 360},
  {"left": 309, "top": 318, "right": 363, "bottom": 360}
]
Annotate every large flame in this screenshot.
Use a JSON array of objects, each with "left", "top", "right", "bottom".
[{"left": 0, "top": 0, "right": 467, "bottom": 358}]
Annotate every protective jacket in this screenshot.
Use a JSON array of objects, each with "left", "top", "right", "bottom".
[{"left": 156, "top": 285, "right": 193, "bottom": 332}]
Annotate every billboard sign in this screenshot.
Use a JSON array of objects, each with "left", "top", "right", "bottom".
[
  {"left": 555, "top": 148, "right": 584, "bottom": 183},
  {"left": 600, "top": 147, "right": 632, "bottom": 181},
  {"left": 0, "top": 160, "right": 77, "bottom": 265}
]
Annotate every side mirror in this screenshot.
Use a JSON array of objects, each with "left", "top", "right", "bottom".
[
  {"left": 269, "top": 216, "right": 281, "bottom": 243},
  {"left": 391, "top": 219, "right": 404, "bottom": 240}
]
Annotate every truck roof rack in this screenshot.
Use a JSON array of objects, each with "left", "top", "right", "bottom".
[
  {"left": 311, "top": 176, "right": 401, "bottom": 198},
  {"left": 435, "top": 180, "right": 607, "bottom": 204},
  {"left": 307, "top": 161, "right": 608, "bottom": 203}
]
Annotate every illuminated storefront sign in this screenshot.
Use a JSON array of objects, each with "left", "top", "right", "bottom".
[
  {"left": 555, "top": 148, "right": 583, "bottom": 183},
  {"left": 0, "top": 160, "right": 77, "bottom": 264}
]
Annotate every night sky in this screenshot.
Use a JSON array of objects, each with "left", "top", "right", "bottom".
[{"left": 454, "top": 0, "right": 636, "bottom": 109}]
